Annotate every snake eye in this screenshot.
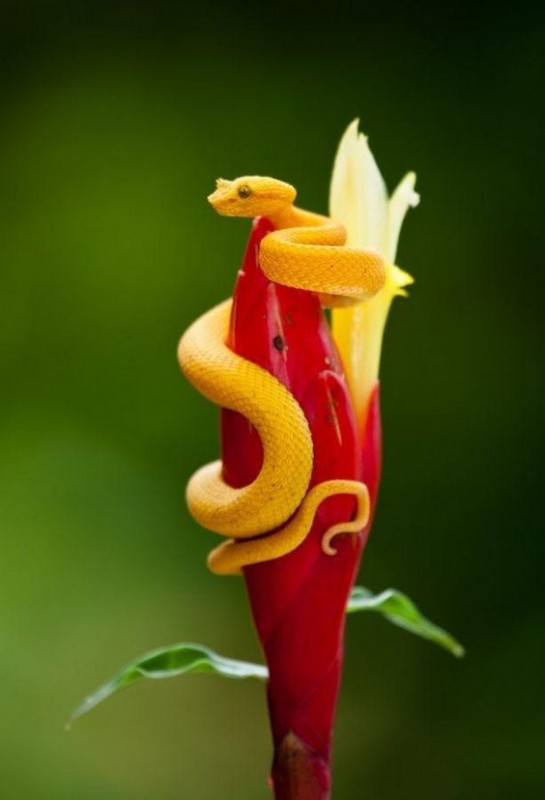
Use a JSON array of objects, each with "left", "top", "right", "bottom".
[{"left": 237, "top": 185, "right": 252, "bottom": 199}]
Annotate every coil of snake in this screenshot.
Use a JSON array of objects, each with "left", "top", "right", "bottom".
[{"left": 178, "top": 176, "right": 385, "bottom": 575}]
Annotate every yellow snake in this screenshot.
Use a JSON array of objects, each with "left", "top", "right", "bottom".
[{"left": 178, "top": 176, "right": 385, "bottom": 575}]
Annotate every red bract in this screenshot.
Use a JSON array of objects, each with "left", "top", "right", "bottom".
[{"left": 221, "top": 217, "right": 382, "bottom": 799}]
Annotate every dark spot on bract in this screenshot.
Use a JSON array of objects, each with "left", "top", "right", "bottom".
[{"left": 273, "top": 335, "right": 285, "bottom": 352}]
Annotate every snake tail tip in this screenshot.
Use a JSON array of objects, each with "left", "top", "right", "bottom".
[{"left": 321, "top": 532, "right": 339, "bottom": 557}]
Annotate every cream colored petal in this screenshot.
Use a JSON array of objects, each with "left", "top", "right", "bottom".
[
  {"left": 330, "top": 119, "right": 388, "bottom": 257},
  {"left": 388, "top": 171, "right": 419, "bottom": 263},
  {"left": 330, "top": 123, "right": 418, "bottom": 429}
]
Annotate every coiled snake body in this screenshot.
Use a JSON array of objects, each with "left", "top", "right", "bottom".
[{"left": 178, "top": 176, "right": 385, "bottom": 575}]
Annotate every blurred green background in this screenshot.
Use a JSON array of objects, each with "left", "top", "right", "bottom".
[{"left": 1, "top": 1, "right": 544, "bottom": 797}]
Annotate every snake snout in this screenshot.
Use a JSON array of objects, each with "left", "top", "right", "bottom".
[{"left": 207, "top": 179, "right": 233, "bottom": 209}]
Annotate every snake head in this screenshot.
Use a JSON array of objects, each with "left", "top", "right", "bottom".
[{"left": 208, "top": 176, "right": 296, "bottom": 218}]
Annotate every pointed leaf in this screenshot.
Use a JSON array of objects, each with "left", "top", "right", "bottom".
[
  {"left": 68, "top": 642, "right": 268, "bottom": 727},
  {"left": 347, "top": 586, "right": 464, "bottom": 658}
]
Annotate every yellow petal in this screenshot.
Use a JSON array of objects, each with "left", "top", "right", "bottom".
[{"left": 391, "top": 265, "right": 414, "bottom": 297}]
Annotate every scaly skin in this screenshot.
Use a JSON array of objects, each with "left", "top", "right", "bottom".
[{"left": 178, "top": 176, "right": 384, "bottom": 576}]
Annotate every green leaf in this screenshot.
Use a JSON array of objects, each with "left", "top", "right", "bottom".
[
  {"left": 347, "top": 586, "right": 465, "bottom": 658},
  {"left": 68, "top": 643, "right": 268, "bottom": 728}
]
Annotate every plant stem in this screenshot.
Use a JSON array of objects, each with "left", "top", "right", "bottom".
[{"left": 271, "top": 732, "right": 331, "bottom": 800}]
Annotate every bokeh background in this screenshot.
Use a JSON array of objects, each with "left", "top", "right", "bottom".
[{"left": 1, "top": 1, "right": 544, "bottom": 797}]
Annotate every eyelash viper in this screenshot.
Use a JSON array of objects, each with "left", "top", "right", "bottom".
[{"left": 177, "top": 176, "right": 385, "bottom": 575}]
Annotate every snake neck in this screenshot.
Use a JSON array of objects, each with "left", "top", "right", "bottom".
[{"left": 266, "top": 204, "right": 329, "bottom": 232}]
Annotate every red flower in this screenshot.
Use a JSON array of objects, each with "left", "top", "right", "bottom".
[
  {"left": 221, "top": 217, "right": 381, "bottom": 798},
  {"left": 178, "top": 122, "right": 418, "bottom": 799}
]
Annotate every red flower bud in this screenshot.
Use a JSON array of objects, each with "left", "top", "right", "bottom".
[{"left": 221, "top": 216, "right": 382, "bottom": 798}]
